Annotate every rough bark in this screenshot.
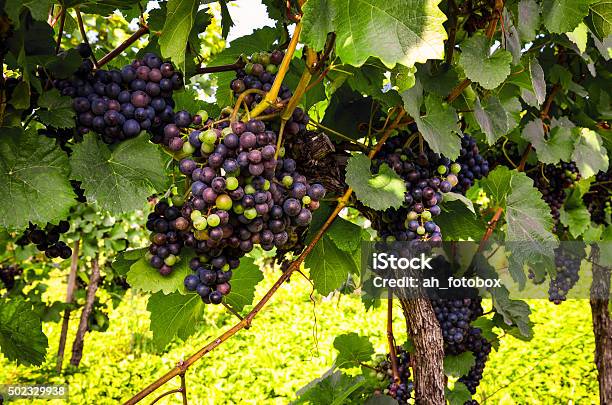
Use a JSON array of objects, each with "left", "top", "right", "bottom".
[
  {"left": 56, "top": 239, "right": 80, "bottom": 373},
  {"left": 70, "top": 258, "right": 101, "bottom": 367},
  {"left": 399, "top": 298, "right": 445, "bottom": 405},
  {"left": 590, "top": 247, "right": 612, "bottom": 404}
]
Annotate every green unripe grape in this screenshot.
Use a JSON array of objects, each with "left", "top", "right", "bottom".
[
  {"left": 171, "top": 195, "right": 184, "bottom": 207},
  {"left": 450, "top": 163, "right": 461, "bottom": 174},
  {"left": 145, "top": 252, "right": 154, "bottom": 261},
  {"left": 282, "top": 175, "right": 293, "bottom": 187},
  {"left": 164, "top": 254, "right": 177, "bottom": 266},
  {"left": 265, "top": 64, "right": 278, "bottom": 74},
  {"left": 199, "top": 255, "right": 210, "bottom": 263},
  {"left": 302, "top": 195, "right": 312, "bottom": 205},
  {"left": 407, "top": 211, "right": 419, "bottom": 221},
  {"left": 400, "top": 154, "right": 408, "bottom": 161},
  {"left": 421, "top": 211, "right": 432, "bottom": 221},
  {"left": 233, "top": 204, "right": 244, "bottom": 214},
  {"left": 221, "top": 127, "right": 232, "bottom": 138},
  {"left": 202, "top": 129, "right": 218, "bottom": 145},
  {"left": 263, "top": 180, "right": 271, "bottom": 190},
  {"left": 201, "top": 143, "right": 215, "bottom": 154},
  {"left": 222, "top": 263, "right": 230, "bottom": 271},
  {"left": 260, "top": 52, "right": 271, "bottom": 65},
  {"left": 196, "top": 110, "right": 209, "bottom": 122},
  {"left": 244, "top": 208, "right": 257, "bottom": 220},
  {"left": 193, "top": 216, "right": 207, "bottom": 230},
  {"left": 386, "top": 235, "right": 396, "bottom": 242},
  {"left": 278, "top": 146, "right": 285, "bottom": 158},
  {"left": 250, "top": 52, "right": 260, "bottom": 63},
  {"left": 377, "top": 372, "right": 385, "bottom": 381},
  {"left": 244, "top": 184, "right": 256, "bottom": 194},
  {"left": 437, "top": 165, "right": 447, "bottom": 175},
  {"left": 207, "top": 214, "right": 221, "bottom": 227},
  {"left": 226, "top": 177, "right": 239, "bottom": 191},
  {"left": 190, "top": 210, "right": 202, "bottom": 221},
  {"left": 216, "top": 194, "right": 233, "bottom": 210},
  {"left": 194, "top": 230, "right": 208, "bottom": 240},
  {"left": 447, "top": 173, "right": 459, "bottom": 187},
  {"left": 244, "top": 62, "right": 254, "bottom": 74},
  {"left": 182, "top": 141, "right": 196, "bottom": 155},
  {"left": 416, "top": 226, "right": 426, "bottom": 235}
]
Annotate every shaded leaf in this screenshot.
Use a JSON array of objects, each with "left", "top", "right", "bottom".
[
  {"left": 0, "top": 298, "right": 48, "bottom": 366},
  {"left": 345, "top": 154, "right": 406, "bottom": 210},
  {"left": 459, "top": 33, "right": 512, "bottom": 89},
  {"left": 224, "top": 257, "right": 264, "bottom": 312}
]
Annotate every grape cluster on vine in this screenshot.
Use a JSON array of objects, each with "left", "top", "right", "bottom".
[
  {"left": 0, "top": 264, "right": 22, "bottom": 291},
  {"left": 145, "top": 119, "right": 325, "bottom": 305},
  {"left": 55, "top": 45, "right": 190, "bottom": 145},
  {"left": 583, "top": 170, "right": 612, "bottom": 225},
  {"left": 548, "top": 246, "right": 584, "bottom": 304},
  {"left": 16, "top": 221, "right": 72, "bottom": 259},
  {"left": 453, "top": 135, "right": 490, "bottom": 193},
  {"left": 375, "top": 346, "right": 413, "bottom": 404}
]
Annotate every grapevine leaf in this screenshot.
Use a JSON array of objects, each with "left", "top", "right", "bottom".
[
  {"left": 471, "top": 317, "right": 500, "bottom": 349},
  {"left": 571, "top": 128, "right": 609, "bottom": 178},
  {"left": 445, "top": 383, "right": 472, "bottom": 405},
  {"left": 147, "top": 292, "right": 204, "bottom": 349},
  {"left": 306, "top": 235, "right": 356, "bottom": 295},
  {"left": 542, "top": 0, "right": 590, "bottom": 33},
  {"left": 364, "top": 395, "right": 399, "bottom": 405},
  {"left": 219, "top": 0, "right": 234, "bottom": 39},
  {"left": 566, "top": 22, "right": 589, "bottom": 53},
  {"left": 333, "top": 333, "right": 374, "bottom": 369},
  {"left": 295, "top": 371, "right": 364, "bottom": 405},
  {"left": 517, "top": 0, "right": 540, "bottom": 42},
  {"left": 458, "top": 33, "right": 512, "bottom": 89},
  {"left": 529, "top": 58, "right": 547, "bottom": 106},
  {"left": 9, "top": 81, "right": 29, "bottom": 109},
  {"left": 70, "top": 133, "right": 167, "bottom": 214},
  {"left": 322, "top": 85, "right": 375, "bottom": 139},
  {"left": 587, "top": 0, "right": 612, "bottom": 40},
  {"left": 327, "top": 218, "right": 364, "bottom": 253},
  {"left": 522, "top": 119, "right": 573, "bottom": 164},
  {"left": 3, "top": 0, "right": 53, "bottom": 26},
  {"left": 444, "top": 192, "right": 475, "bottom": 213},
  {"left": 560, "top": 205, "right": 591, "bottom": 237},
  {"left": 502, "top": 9, "right": 521, "bottom": 65},
  {"left": 37, "top": 109, "right": 75, "bottom": 129},
  {"left": 490, "top": 286, "right": 533, "bottom": 338},
  {"left": 436, "top": 199, "right": 485, "bottom": 241},
  {"left": 0, "top": 128, "right": 75, "bottom": 230},
  {"left": 391, "top": 64, "right": 417, "bottom": 92},
  {"left": 112, "top": 248, "right": 146, "bottom": 276},
  {"left": 224, "top": 257, "right": 264, "bottom": 312},
  {"left": 300, "top": 0, "right": 447, "bottom": 68},
  {"left": 403, "top": 87, "right": 462, "bottom": 159},
  {"left": 158, "top": 0, "right": 199, "bottom": 71},
  {"left": 345, "top": 154, "right": 406, "bottom": 210},
  {"left": 443, "top": 352, "right": 475, "bottom": 378},
  {"left": 127, "top": 252, "right": 193, "bottom": 295},
  {"left": 474, "top": 96, "right": 510, "bottom": 145},
  {"left": 206, "top": 27, "right": 279, "bottom": 107},
  {"left": 0, "top": 298, "right": 48, "bottom": 366}
]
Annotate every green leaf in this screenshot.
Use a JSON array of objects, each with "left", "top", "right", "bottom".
[
  {"left": 458, "top": 33, "right": 512, "bottom": 90},
  {"left": 306, "top": 235, "right": 356, "bottom": 295},
  {"left": 446, "top": 383, "right": 472, "bottom": 405},
  {"left": 300, "top": 0, "right": 447, "bottom": 68},
  {"left": 0, "top": 128, "right": 75, "bottom": 230},
  {"left": 206, "top": 27, "right": 279, "bottom": 106},
  {"left": 566, "top": 22, "right": 589, "bottom": 53},
  {"left": 147, "top": 292, "right": 204, "bottom": 349},
  {"left": 219, "top": 0, "right": 234, "bottom": 39},
  {"left": 529, "top": 58, "right": 546, "bottom": 106},
  {"left": 327, "top": 218, "right": 364, "bottom": 253},
  {"left": 0, "top": 298, "right": 48, "bottom": 366},
  {"left": 444, "top": 192, "right": 475, "bottom": 213},
  {"left": 403, "top": 83, "right": 462, "bottom": 158},
  {"left": 522, "top": 119, "right": 574, "bottom": 164},
  {"left": 542, "top": 0, "right": 590, "bottom": 33},
  {"left": 560, "top": 205, "right": 591, "bottom": 237},
  {"left": 111, "top": 248, "right": 146, "bottom": 276},
  {"left": 158, "top": 0, "right": 199, "bottom": 71},
  {"left": 571, "top": 127, "right": 609, "bottom": 178},
  {"left": 9, "top": 81, "right": 29, "bottom": 109},
  {"left": 4, "top": 0, "right": 53, "bottom": 26},
  {"left": 436, "top": 199, "right": 485, "bottom": 240},
  {"left": 490, "top": 287, "right": 533, "bottom": 338},
  {"left": 517, "top": 0, "right": 540, "bottom": 42},
  {"left": 333, "top": 333, "right": 374, "bottom": 369},
  {"left": 70, "top": 133, "right": 166, "bottom": 214},
  {"left": 390, "top": 64, "right": 416, "bottom": 92},
  {"left": 444, "top": 352, "right": 475, "bottom": 378},
  {"left": 345, "top": 154, "right": 406, "bottom": 210},
  {"left": 587, "top": 0, "right": 612, "bottom": 40},
  {"left": 474, "top": 96, "right": 511, "bottom": 145},
  {"left": 37, "top": 109, "right": 75, "bottom": 129},
  {"left": 224, "top": 257, "right": 264, "bottom": 312},
  {"left": 127, "top": 253, "right": 193, "bottom": 294}
]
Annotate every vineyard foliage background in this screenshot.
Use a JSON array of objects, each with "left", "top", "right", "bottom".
[{"left": 0, "top": 0, "right": 610, "bottom": 403}]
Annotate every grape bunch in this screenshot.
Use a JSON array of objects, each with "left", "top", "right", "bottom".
[
  {"left": 375, "top": 346, "right": 413, "bottom": 404},
  {"left": 431, "top": 295, "right": 484, "bottom": 344},
  {"left": 231, "top": 51, "right": 310, "bottom": 138},
  {"left": 454, "top": 327, "right": 492, "bottom": 395},
  {"left": 16, "top": 221, "right": 72, "bottom": 259},
  {"left": 145, "top": 119, "right": 325, "bottom": 305},
  {"left": 548, "top": 246, "right": 584, "bottom": 304},
  {"left": 532, "top": 161, "right": 580, "bottom": 231},
  {"left": 54, "top": 45, "right": 189, "bottom": 145},
  {"left": 583, "top": 170, "right": 612, "bottom": 225},
  {"left": 452, "top": 135, "right": 489, "bottom": 193},
  {"left": 0, "top": 264, "right": 22, "bottom": 290},
  {"left": 371, "top": 134, "right": 461, "bottom": 243}
]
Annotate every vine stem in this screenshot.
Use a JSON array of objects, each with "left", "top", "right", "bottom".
[
  {"left": 76, "top": 9, "right": 99, "bottom": 68},
  {"left": 98, "top": 25, "right": 149, "bottom": 67},
  {"left": 387, "top": 291, "right": 401, "bottom": 383},
  {"left": 124, "top": 108, "right": 407, "bottom": 405},
  {"left": 196, "top": 58, "right": 245, "bottom": 75},
  {"left": 309, "top": 120, "right": 369, "bottom": 152},
  {"left": 230, "top": 88, "right": 267, "bottom": 122},
  {"left": 249, "top": 22, "right": 303, "bottom": 118},
  {"left": 446, "top": 0, "right": 504, "bottom": 103},
  {"left": 55, "top": 9, "right": 66, "bottom": 54},
  {"left": 56, "top": 239, "right": 80, "bottom": 373}
]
